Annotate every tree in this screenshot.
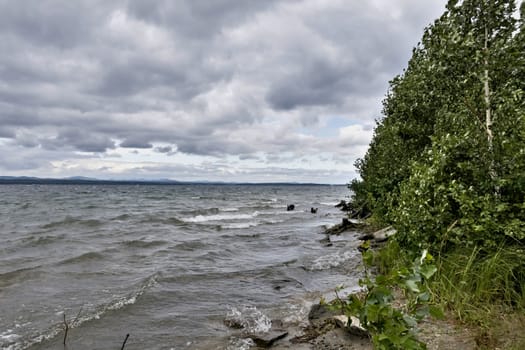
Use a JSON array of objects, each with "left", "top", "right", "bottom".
[{"left": 351, "top": 0, "right": 524, "bottom": 249}]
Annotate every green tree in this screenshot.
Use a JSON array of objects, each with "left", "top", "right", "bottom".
[{"left": 351, "top": 0, "right": 524, "bottom": 249}]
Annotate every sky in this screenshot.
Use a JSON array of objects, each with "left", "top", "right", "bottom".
[{"left": 0, "top": 0, "right": 448, "bottom": 184}]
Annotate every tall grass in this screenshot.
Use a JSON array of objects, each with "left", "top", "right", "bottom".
[
  {"left": 373, "top": 241, "right": 525, "bottom": 348},
  {"left": 432, "top": 245, "right": 525, "bottom": 321}
]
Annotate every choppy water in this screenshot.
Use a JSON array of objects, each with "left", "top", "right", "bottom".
[{"left": 0, "top": 184, "right": 364, "bottom": 350}]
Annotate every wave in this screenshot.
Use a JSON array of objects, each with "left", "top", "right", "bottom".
[
  {"left": 161, "top": 217, "right": 186, "bottom": 225},
  {"left": 181, "top": 207, "right": 220, "bottom": 216},
  {"left": 110, "top": 213, "right": 131, "bottom": 221},
  {"left": 248, "top": 204, "right": 284, "bottom": 210},
  {"left": 41, "top": 216, "right": 103, "bottom": 230},
  {"left": 20, "top": 233, "right": 65, "bottom": 246},
  {"left": 121, "top": 239, "right": 169, "bottom": 249},
  {"left": 18, "top": 202, "right": 31, "bottom": 209},
  {"left": 3, "top": 273, "right": 159, "bottom": 350},
  {"left": 0, "top": 266, "right": 43, "bottom": 289},
  {"left": 59, "top": 251, "right": 106, "bottom": 265},
  {"left": 174, "top": 240, "right": 209, "bottom": 251},
  {"left": 159, "top": 260, "right": 300, "bottom": 284},
  {"left": 221, "top": 222, "right": 259, "bottom": 229},
  {"left": 225, "top": 305, "right": 272, "bottom": 333},
  {"left": 227, "top": 337, "right": 255, "bottom": 350},
  {"left": 320, "top": 201, "right": 339, "bottom": 206},
  {"left": 222, "top": 207, "right": 239, "bottom": 212},
  {"left": 136, "top": 215, "right": 185, "bottom": 226},
  {"left": 305, "top": 250, "right": 357, "bottom": 271},
  {"left": 181, "top": 212, "right": 260, "bottom": 223}
]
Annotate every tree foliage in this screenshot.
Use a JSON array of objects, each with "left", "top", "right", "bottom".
[{"left": 350, "top": 0, "right": 525, "bottom": 252}]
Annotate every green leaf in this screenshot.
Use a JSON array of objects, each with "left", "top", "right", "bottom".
[
  {"left": 403, "top": 314, "right": 418, "bottom": 328},
  {"left": 420, "top": 264, "right": 438, "bottom": 280},
  {"left": 405, "top": 279, "right": 420, "bottom": 293},
  {"left": 418, "top": 291, "right": 430, "bottom": 302}
]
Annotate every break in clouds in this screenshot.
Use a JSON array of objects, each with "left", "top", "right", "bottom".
[{"left": 0, "top": 0, "right": 447, "bottom": 183}]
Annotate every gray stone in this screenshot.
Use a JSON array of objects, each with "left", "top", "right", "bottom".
[
  {"left": 309, "top": 304, "right": 338, "bottom": 321},
  {"left": 248, "top": 330, "right": 288, "bottom": 347},
  {"left": 348, "top": 316, "right": 369, "bottom": 338}
]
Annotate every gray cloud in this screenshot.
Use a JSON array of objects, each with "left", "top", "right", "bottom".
[
  {"left": 119, "top": 139, "right": 152, "bottom": 149},
  {"left": 0, "top": 0, "right": 447, "bottom": 182}
]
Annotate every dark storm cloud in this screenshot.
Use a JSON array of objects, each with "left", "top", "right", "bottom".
[{"left": 0, "top": 0, "right": 447, "bottom": 179}]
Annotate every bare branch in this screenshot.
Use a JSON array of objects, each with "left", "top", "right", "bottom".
[
  {"left": 63, "top": 313, "right": 69, "bottom": 346},
  {"left": 121, "top": 334, "right": 130, "bottom": 350}
]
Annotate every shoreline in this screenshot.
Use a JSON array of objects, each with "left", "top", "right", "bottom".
[
  {"left": 220, "top": 220, "right": 372, "bottom": 349},
  {"left": 219, "top": 221, "right": 476, "bottom": 350}
]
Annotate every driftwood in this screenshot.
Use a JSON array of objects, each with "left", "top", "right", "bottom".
[
  {"left": 324, "top": 218, "right": 366, "bottom": 235},
  {"left": 121, "top": 334, "right": 130, "bottom": 350},
  {"left": 63, "top": 307, "right": 82, "bottom": 346},
  {"left": 358, "top": 226, "right": 396, "bottom": 243}
]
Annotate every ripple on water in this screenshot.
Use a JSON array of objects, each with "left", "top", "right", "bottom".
[
  {"left": 120, "top": 239, "right": 169, "bottom": 249},
  {"left": 58, "top": 251, "right": 106, "bottom": 265},
  {"left": 41, "top": 216, "right": 103, "bottom": 230}
]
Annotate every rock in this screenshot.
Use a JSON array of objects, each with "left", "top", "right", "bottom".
[
  {"left": 333, "top": 315, "right": 349, "bottom": 328},
  {"left": 308, "top": 303, "right": 340, "bottom": 327},
  {"left": 331, "top": 315, "right": 368, "bottom": 338},
  {"left": 348, "top": 316, "right": 369, "bottom": 338},
  {"left": 358, "top": 226, "right": 397, "bottom": 243},
  {"left": 224, "top": 317, "right": 244, "bottom": 329},
  {"left": 287, "top": 204, "right": 295, "bottom": 211},
  {"left": 248, "top": 330, "right": 288, "bottom": 347},
  {"left": 313, "top": 328, "right": 373, "bottom": 350},
  {"left": 319, "top": 234, "right": 332, "bottom": 247}
]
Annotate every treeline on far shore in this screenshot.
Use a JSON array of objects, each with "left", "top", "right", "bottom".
[{"left": 344, "top": 1, "right": 525, "bottom": 349}]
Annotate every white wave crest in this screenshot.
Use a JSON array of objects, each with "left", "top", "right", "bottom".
[
  {"left": 307, "top": 251, "right": 356, "bottom": 271},
  {"left": 181, "top": 212, "right": 259, "bottom": 223},
  {"left": 222, "top": 222, "right": 259, "bottom": 229},
  {"left": 225, "top": 306, "right": 272, "bottom": 334},
  {"left": 227, "top": 337, "right": 255, "bottom": 350},
  {"left": 222, "top": 207, "right": 239, "bottom": 212},
  {"left": 320, "top": 202, "right": 339, "bottom": 206},
  {"left": 0, "top": 329, "right": 21, "bottom": 350}
]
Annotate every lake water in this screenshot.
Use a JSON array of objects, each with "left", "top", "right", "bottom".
[{"left": 0, "top": 184, "right": 364, "bottom": 350}]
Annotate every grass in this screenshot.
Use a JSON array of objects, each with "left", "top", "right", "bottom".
[{"left": 371, "top": 241, "right": 525, "bottom": 349}]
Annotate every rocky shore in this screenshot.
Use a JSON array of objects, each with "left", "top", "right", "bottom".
[{"left": 222, "top": 221, "right": 476, "bottom": 350}]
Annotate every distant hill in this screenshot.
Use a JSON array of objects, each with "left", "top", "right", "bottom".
[{"left": 0, "top": 176, "right": 333, "bottom": 186}]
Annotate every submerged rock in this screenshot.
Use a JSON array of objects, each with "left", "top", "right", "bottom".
[{"left": 319, "top": 234, "right": 332, "bottom": 247}]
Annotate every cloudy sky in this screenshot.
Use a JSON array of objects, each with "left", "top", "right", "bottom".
[{"left": 0, "top": 0, "right": 447, "bottom": 184}]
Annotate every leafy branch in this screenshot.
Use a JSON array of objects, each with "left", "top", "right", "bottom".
[{"left": 333, "top": 249, "right": 442, "bottom": 350}]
